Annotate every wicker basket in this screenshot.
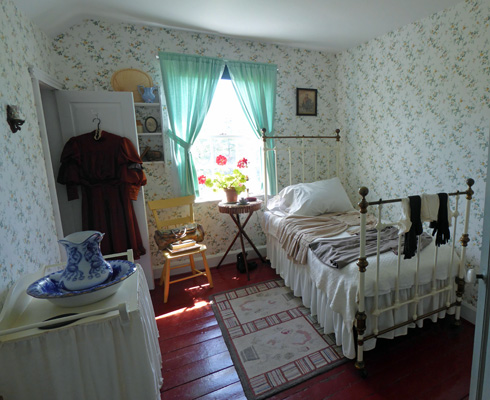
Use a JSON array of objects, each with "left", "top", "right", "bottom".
[{"left": 111, "top": 68, "right": 153, "bottom": 102}]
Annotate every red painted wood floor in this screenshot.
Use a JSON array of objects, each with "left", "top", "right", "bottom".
[{"left": 150, "top": 260, "right": 474, "bottom": 400}]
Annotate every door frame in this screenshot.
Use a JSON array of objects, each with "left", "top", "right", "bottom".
[
  {"left": 469, "top": 126, "right": 490, "bottom": 399},
  {"left": 29, "top": 65, "right": 64, "bottom": 257},
  {"left": 30, "top": 68, "right": 155, "bottom": 290}
]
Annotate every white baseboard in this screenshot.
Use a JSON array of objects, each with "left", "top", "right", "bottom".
[
  {"left": 152, "top": 245, "right": 267, "bottom": 279},
  {"left": 461, "top": 301, "right": 476, "bottom": 325}
]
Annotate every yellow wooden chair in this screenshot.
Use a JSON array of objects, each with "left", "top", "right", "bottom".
[{"left": 147, "top": 195, "right": 213, "bottom": 303}]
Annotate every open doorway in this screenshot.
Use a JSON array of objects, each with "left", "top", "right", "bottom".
[
  {"left": 29, "top": 66, "right": 65, "bottom": 260},
  {"left": 29, "top": 67, "right": 154, "bottom": 288}
]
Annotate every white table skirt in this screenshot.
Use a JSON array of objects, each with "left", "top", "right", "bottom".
[{"left": 0, "top": 266, "right": 162, "bottom": 400}]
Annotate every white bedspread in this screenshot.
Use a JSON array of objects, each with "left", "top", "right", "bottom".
[
  {"left": 309, "top": 239, "right": 458, "bottom": 331},
  {"left": 263, "top": 210, "right": 459, "bottom": 359}
]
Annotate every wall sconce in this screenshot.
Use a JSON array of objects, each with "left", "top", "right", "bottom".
[{"left": 7, "top": 105, "right": 25, "bottom": 133}]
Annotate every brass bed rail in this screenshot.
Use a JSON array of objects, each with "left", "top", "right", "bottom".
[{"left": 366, "top": 185, "right": 473, "bottom": 206}]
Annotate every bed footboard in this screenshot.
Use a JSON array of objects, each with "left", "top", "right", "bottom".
[{"left": 355, "top": 179, "right": 474, "bottom": 377}]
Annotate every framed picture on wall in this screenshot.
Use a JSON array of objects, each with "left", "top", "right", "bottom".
[{"left": 296, "top": 88, "right": 317, "bottom": 116}]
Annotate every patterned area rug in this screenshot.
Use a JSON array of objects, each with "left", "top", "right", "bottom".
[{"left": 210, "top": 279, "right": 347, "bottom": 399}]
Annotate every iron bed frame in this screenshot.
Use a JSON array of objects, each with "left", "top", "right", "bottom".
[{"left": 261, "top": 128, "right": 474, "bottom": 375}]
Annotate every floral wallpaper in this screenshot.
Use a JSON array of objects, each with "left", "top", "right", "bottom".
[
  {"left": 336, "top": 0, "right": 490, "bottom": 306},
  {"left": 0, "top": 0, "right": 61, "bottom": 309},
  {"left": 1, "top": 0, "right": 488, "bottom": 312},
  {"left": 52, "top": 20, "right": 339, "bottom": 271}
]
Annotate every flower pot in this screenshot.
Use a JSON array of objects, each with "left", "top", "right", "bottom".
[{"left": 224, "top": 188, "right": 238, "bottom": 203}]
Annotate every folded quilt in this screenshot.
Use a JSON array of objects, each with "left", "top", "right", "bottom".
[
  {"left": 276, "top": 211, "right": 376, "bottom": 264},
  {"left": 310, "top": 226, "right": 433, "bottom": 269}
]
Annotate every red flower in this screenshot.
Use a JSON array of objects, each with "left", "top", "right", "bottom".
[
  {"left": 198, "top": 175, "right": 206, "bottom": 184},
  {"left": 237, "top": 158, "right": 248, "bottom": 168},
  {"left": 216, "top": 155, "right": 227, "bottom": 166}
]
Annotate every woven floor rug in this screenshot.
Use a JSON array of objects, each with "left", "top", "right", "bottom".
[{"left": 210, "top": 279, "right": 348, "bottom": 399}]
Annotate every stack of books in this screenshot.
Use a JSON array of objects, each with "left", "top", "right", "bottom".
[{"left": 167, "top": 239, "right": 200, "bottom": 254}]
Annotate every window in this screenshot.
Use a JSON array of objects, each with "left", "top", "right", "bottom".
[{"left": 193, "top": 79, "right": 262, "bottom": 200}]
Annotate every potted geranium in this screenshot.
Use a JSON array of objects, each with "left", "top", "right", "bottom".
[{"left": 198, "top": 155, "right": 248, "bottom": 203}]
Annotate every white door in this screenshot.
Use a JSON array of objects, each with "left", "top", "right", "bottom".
[
  {"left": 469, "top": 125, "right": 490, "bottom": 399},
  {"left": 54, "top": 90, "right": 154, "bottom": 289}
]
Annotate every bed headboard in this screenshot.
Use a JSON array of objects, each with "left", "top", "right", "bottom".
[{"left": 261, "top": 128, "right": 341, "bottom": 204}]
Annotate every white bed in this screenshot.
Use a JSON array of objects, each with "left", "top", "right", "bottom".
[
  {"left": 260, "top": 130, "right": 474, "bottom": 373},
  {"left": 264, "top": 208, "right": 459, "bottom": 360}
]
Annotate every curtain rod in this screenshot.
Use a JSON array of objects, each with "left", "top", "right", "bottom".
[{"left": 156, "top": 53, "right": 279, "bottom": 71}]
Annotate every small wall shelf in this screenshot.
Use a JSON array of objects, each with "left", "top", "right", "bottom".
[
  {"left": 134, "top": 97, "right": 164, "bottom": 163},
  {"left": 134, "top": 102, "right": 161, "bottom": 107},
  {"left": 138, "top": 132, "right": 163, "bottom": 137}
]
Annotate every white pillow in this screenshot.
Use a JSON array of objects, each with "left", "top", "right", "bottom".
[
  {"left": 266, "top": 184, "right": 295, "bottom": 212},
  {"left": 267, "top": 177, "right": 354, "bottom": 216}
]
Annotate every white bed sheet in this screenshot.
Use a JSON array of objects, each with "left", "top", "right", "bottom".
[{"left": 264, "top": 210, "right": 458, "bottom": 359}]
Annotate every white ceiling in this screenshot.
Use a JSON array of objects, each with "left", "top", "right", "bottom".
[{"left": 12, "top": 0, "right": 464, "bottom": 52}]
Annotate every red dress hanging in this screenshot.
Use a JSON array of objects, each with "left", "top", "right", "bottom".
[{"left": 57, "top": 130, "right": 147, "bottom": 259}]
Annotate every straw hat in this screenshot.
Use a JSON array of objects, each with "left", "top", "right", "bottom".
[{"left": 111, "top": 68, "right": 153, "bottom": 103}]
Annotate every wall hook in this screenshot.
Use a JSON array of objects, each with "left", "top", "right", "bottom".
[{"left": 7, "top": 105, "right": 25, "bottom": 133}]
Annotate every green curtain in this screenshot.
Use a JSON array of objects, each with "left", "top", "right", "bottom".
[
  {"left": 226, "top": 60, "right": 278, "bottom": 195},
  {"left": 159, "top": 52, "right": 225, "bottom": 196}
]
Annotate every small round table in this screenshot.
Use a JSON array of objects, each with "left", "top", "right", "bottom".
[{"left": 217, "top": 200, "right": 266, "bottom": 280}]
